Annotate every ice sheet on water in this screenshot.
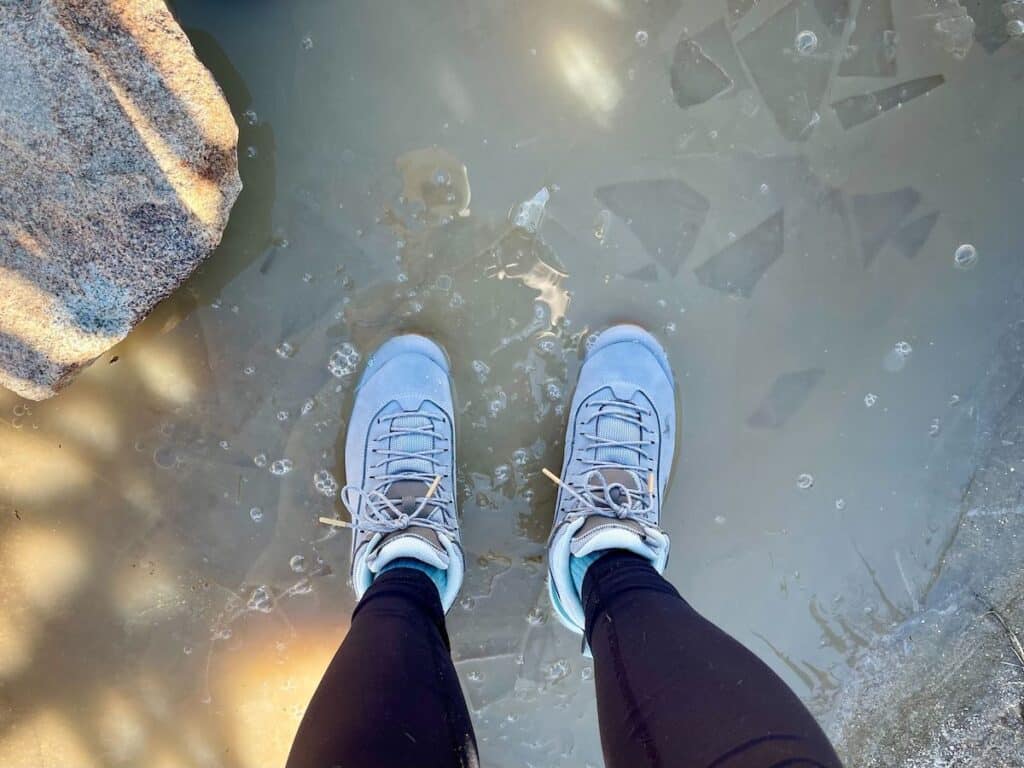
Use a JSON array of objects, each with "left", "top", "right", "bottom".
[
  {"left": 737, "top": 0, "right": 840, "bottom": 141},
  {"left": 838, "top": 0, "right": 898, "bottom": 77},
  {"left": 670, "top": 35, "right": 732, "bottom": 109},
  {"left": 832, "top": 75, "right": 945, "bottom": 130},
  {"left": 889, "top": 211, "right": 939, "bottom": 261},
  {"left": 695, "top": 210, "right": 784, "bottom": 298},
  {"left": 594, "top": 179, "right": 709, "bottom": 276},
  {"left": 747, "top": 368, "right": 825, "bottom": 428},
  {"left": 850, "top": 186, "right": 922, "bottom": 265}
]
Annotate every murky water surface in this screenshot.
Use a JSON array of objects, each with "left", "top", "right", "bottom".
[{"left": 2, "top": 1, "right": 1023, "bottom": 765}]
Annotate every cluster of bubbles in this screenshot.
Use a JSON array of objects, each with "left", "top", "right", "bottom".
[
  {"left": 544, "top": 379, "right": 564, "bottom": 403},
  {"left": 493, "top": 464, "right": 511, "bottom": 485},
  {"left": 270, "top": 458, "right": 294, "bottom": 476},
  {"left": 884, "top": 341, "right": 913, "bottom": 372},
  {"left": 488, "top": 387, "right": 509, "bottom": 418},
  {"left": 542, "top": 659, "right": 571, "bottom": 683},
  {"left": 472, "top": 359, "right": 491, "bottom": 383},
  {"left": 313, "top": 469, "right": 339, "bottom": 497},
  {"left": 247, "top": 585, "right": 273, "bottom": 613},
  {"left": 328, "top": 343, "right": 361, "bottom": 378}
]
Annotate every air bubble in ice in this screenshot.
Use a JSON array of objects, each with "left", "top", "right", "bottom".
[
  {"left": 467, "top": 670, "right": 483, "bottom": 682},
  {"left": 243, "top": 108, "right": 258, "bottom": 125},
  {"left": 542, "top": 659, "right": 570, "bottom": 682},
  {"left": 472, "top": 360, "right": 490, "bottom": 382},
  {"left": 797, "top": 473, "right": 814, "bottom": 490},
  {"left": 1009, "top": 19, "right": 1024, "bottom": 37},
  {"left": 254, "top": 452, "right": 268, "bottom": 468},
  {"left": 249, "top": 506, "right": 264, "bottom": 522},
  {"left": 270, "top": 459, "right": 294, "bottom": 476},
  {"left": 276, "top": 341, "right": 296, "bottom": 359},
  {"left": 795, "top": 29, "right": 818, "bottom": 55},
  {"left": 313, "top": 469, "right": 339, "bottom": 497},
  {"left": 526, "top": 607, "right": 547, "bottom": 625},
  {"left": 243, "top": 365, "right": 256, "bottom": 376},
  {"left": 759, "top": 182, "right": 770, "bottom": 195},
  {"left": 248, "top": 585, "right": 273, "bottom": 613},
  {"left": 664, "top": 321, "right": 677, "bottom": 335},
  {"left": 246, "top": 146, "right": 258, "bottom": 159},
  {"left": 301, "top": 35, "right": 313, "bottom": 50},
  {"left": 835, "top": 498, "right": 846, "bottom": 511},
  {"left": 545, "top": 380, "right": 563, "bottom": 402},
  {"left": 894, "top": 341, "right": 913, "bottom": 357},
  {"left": 301, "top": 399, "right": 315, "bottom": 416},
  {"left": 929, "top": 418, "right": 941, "bottom": 437},
  {"left": 513, "top": 448, "right": 529, "bottom": 467},
  {"left": 953, "top": 243, "right": 977, "bottom": 270},
  {"left": 289, "top": 555, "right": 307, "bottom": 573},
  {"left": 864, "top": 393, "right": 878, "bottom": 408},
  {"left": 276, "top": 410, "right": 289, "bottom": 422},
  {"left": 328, "top": 343, "right": 361, "bottom": 378},
  {"left": 635, "top": 29, "right": 649, "bottom": 46},
  {"left": 219, "top": 440, "right": 230, "bottom": 450}
]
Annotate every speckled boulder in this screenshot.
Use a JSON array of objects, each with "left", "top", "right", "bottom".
[{"left": 0, "top": 0, "right": 241, "bottom": 400}]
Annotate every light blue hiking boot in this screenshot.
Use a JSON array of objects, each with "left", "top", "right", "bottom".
[
  {"left": 341, "top": 335, "right": 464, "bottom": 612},
  {"left": 547, "top": 325, "right": 676, "bottom": 636}
]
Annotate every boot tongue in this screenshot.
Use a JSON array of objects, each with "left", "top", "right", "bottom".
[{"left": 386, "top": 479, "right": 431, "bottom": 515}]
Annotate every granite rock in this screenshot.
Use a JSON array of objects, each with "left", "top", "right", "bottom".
[{"left": 0, "top": 0, "right": 241, "bottom": 400}]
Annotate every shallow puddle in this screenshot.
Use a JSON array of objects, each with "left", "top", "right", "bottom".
[{"left": 2, "top": 1, "right": 1023, "bottom": 765}]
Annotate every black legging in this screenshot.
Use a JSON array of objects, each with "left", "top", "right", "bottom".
[{"left": 287, "top": 552, "right": 842, "bottom": 768}]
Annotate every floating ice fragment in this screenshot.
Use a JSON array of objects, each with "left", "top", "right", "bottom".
[{"left": 511, "top": 187, "right": 550, "bottom": 234}]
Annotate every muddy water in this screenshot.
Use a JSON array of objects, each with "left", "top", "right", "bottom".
[{"left": 1, "top": 1, "right": 1023, "bottom": 766}]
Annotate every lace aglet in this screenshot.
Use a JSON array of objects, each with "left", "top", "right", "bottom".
[
  {"left": 425, "top": 475, "right": 442, "bottom": 500},
  {"left": 318, "top": 516, "right": 352, "bottom": 529},
  {"left": 541, "top": 467, "right": 564, "bottom": 488},
  {"left": 647, "top": 472, "right": 656, "bottom": 498}
]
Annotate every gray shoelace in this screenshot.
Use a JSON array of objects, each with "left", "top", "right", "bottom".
[
  {"left": 558, "top": 398, "right": 659, "bottom": 523},
  {"left": 340, "top": 412, "right": 455, "bottom": 536}
]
